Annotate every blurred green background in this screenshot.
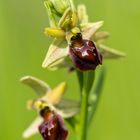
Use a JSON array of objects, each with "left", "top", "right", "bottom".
[{"left": 0, "top": 0, "right": 140, "bottom": 140}]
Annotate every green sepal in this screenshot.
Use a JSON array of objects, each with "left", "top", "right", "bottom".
[
  {"left": 42, "top": 39, "right": 69, "bottom": 69},
  {"left": 81, "top": 21, "right": 104, "bottom": 39},
  {"left": 20, "top": 76, "right": 51, "bottom": 96},
  {"left": 55, "top": 99, "right": 80, "bottom": 118},
  {"left": 98, "top": 44, "right": 126, "bottom": 59},
  {"left": 94, "top": 31, "right": 110, "bottom": 42}
]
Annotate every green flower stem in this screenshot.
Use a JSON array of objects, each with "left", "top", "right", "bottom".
[
  {"left": 76, "top": 70, "right": 83, "bottom": 93},
  {"left": 79, "top": 89, "right": 89, "bottom": 140},
  {"left": 79, "top": 71, "right": 95, "bottom": 140}
]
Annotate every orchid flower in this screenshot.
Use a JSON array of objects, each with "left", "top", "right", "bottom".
[
  {"left": 20, "top": 76, "right": 79, "bottom": 138},
  {"left": 41, "top": 3, "right": 125, "bottom": 70}
]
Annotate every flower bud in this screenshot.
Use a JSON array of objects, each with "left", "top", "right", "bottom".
[
  {"left": 69, "top": 33, "right": 102, "bottom": 71},
  {"left": 47, "top": 0, "right": 70, "bottom": 16},
  {"left": 39, "top": 107, "right": 68, "bottom": 140}
]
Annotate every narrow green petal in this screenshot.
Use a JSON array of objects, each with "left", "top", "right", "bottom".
[{"left": 44, "top": 27, "right": 66, "bottom": 38}]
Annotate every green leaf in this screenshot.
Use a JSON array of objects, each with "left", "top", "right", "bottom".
[
  {"left": 20, "top": 76, "right": 51, "bottom": 96},
  {"left": 88, "top": 68, "right": 105, "bottom": 124}
]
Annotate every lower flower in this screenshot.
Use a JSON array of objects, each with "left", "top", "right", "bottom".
[{"left": 39, "top": 106, "right": 68, "bottom": 140}]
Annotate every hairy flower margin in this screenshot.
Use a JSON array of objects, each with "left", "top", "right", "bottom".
[{"left": 42, "top": 0, "right": 125, "bottom": 71}]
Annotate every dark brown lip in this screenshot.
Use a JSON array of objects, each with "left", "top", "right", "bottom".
[{"left": 69, "top": 39, "right": 102, "bottom": 71}]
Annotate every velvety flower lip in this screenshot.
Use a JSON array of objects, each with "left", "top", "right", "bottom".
[
  {"left": 69, "top": 33, "right": 102, "bottom": 71},
  {"left": 39, "top": 107, "right": 68, "bottom": 140}
]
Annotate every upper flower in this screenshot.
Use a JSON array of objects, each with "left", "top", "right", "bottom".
[{"left": 41, "top": 2, "right": 125, "bottom": 71}]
